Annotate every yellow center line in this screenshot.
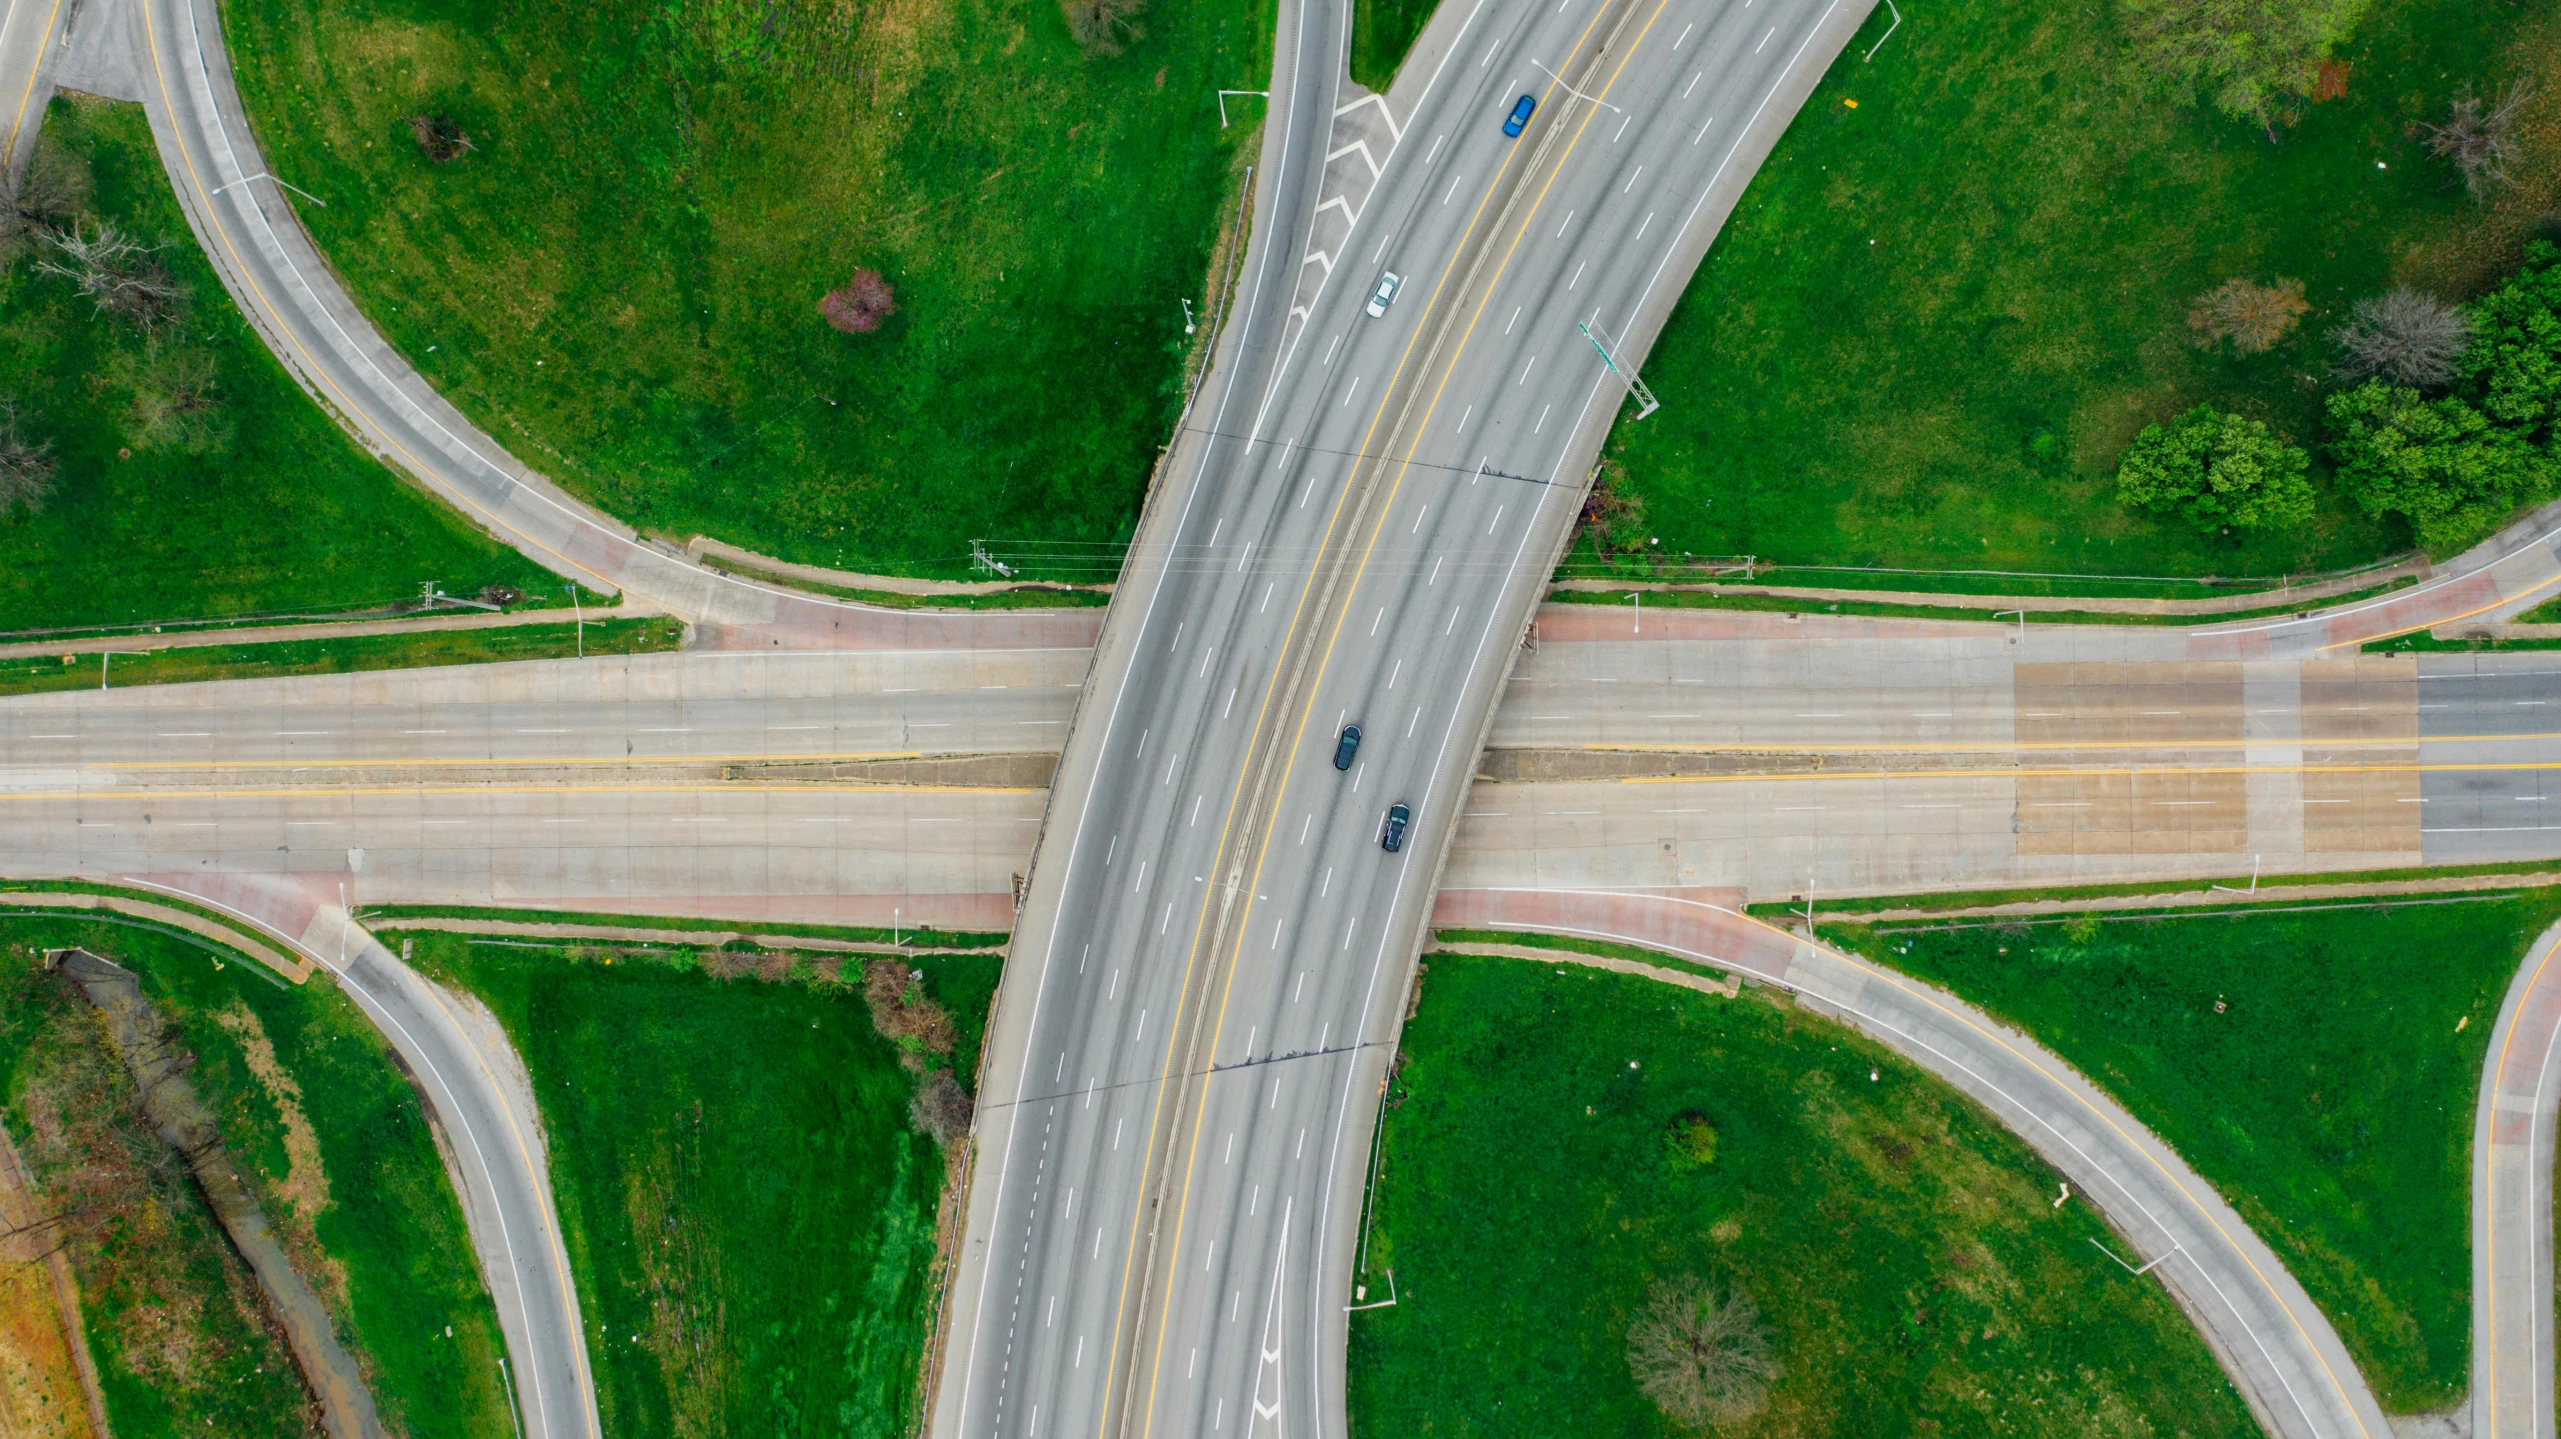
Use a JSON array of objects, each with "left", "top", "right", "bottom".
[
  {"left": 2480, "top": 931, "right": 2561, "bottom": 1439},
  {"left": 0, "top": 781, "right": 1039, "bottom": 800},
  {"left": 2317, "top": 569, "right": 2561, "bottom": 652},
  {"left": 2, "top": 0, "right": 67, "bottom": 161},
  {"left": 1134, "top": 2, "right": 1676, "bottom": 1433},
  {"left": 1610, "top": 757, "right": 2561, "bottom": 786}
]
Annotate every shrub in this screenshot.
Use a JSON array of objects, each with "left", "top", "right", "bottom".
[
  {"left": 113, "top": 343, "right": 229, "bottom": 455},
  {"left": 1664, "top": 1114, "right": 1719, "bottom": 1171},
  {"left": 2331, "top": 287, "right": 2471, "bottom": 387},
  {"left": 819, "top": 268, "right": 898, "bottom": 334},
  {"left": 2115, "top": 405, "right": 2315, "bottom": 531},
  {"left": 2117, "top": 0, "right": 2372, "bottom": 127},
  {"left": 909, "top": 1070, "right": 974, "bottom": 1145},
  {"left": 2188, "top": 277, "right": 2309, "bottom": 354},
  {"left": 1626, "top": 1276, "right": 1778, "bottom": 1428}
]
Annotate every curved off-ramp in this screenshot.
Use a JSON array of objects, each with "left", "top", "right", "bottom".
[
  {"left": 1430, "top": 884, "right": 2391, "bottom": 1439},
  {"left": 2472, "top": 920, "right": 2561, "bottom": 1439},
  {"left": 118, "top": 870, "right": 602, "bottom": 1439},
  {"left": 81, "top": 0, "right": 1090, "bottom": 647}
]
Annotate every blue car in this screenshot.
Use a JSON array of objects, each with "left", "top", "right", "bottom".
[{"left": 1502, "top": 94, "right": 1536, "bottom": 137}]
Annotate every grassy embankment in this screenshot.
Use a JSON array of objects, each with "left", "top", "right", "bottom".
[
  {"left": 0, "top": 99, "right": 561, "bottom": 633},
  {"left": 1605, "top": 0, "right": 2560, "bottom": 577},
  {"left": 1350, "top": 0, "right": 1440, "bottom": 91},
  {"left": 409, "top": 929, "right": 1000, "bottom": 1435},
  {"left": 1546, "top": 575, "right": 2412, "bottom": 624},
  {"left": 1833, "top": 891, "right": 2561, "bottom": 1410},
  {"left": 0, "top": 616, "right": 682, "bottom": 697},
  {"left": 1349, "top": 952, "right": 2258, "bottom": 1434},
  {"left": 0, "top": 915, "right": 509, "bottom": 1439},
  {"left": 225, "top": 0, "right": 1271, "bottom": 580}
]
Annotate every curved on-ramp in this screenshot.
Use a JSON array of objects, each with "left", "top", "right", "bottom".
[
  {"left": 2473, "top": 920, "right": 2561, "bottom": 1439},
  {"left": 116, "top": 870, "right": 602, "bottom": 1439},
  {"left": 1430, "top": 885, "right": 2391, "bottom": 1439}
]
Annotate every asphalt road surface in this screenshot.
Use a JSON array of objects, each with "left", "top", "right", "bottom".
[{"left": 936, "top": 0, "right": 1880, "bottom": 1434}]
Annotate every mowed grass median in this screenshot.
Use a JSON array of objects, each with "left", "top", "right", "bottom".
[
  {"left": 410, "top": 931, "right": 1000, "bottom": 1437},
  {"left": 0, "top": 99, "right": 560, "bottom": 632},
  {"left": 1836, "top": 892, "right": 2561, "bottom": 1410},
  {"left": 225, "top": 0, "right": 1273, "bottom": 578},
  {"left": 1608, "top": 0, "right": 2558, "bottom": 576},
  {"left": 1349, "top": 951, "right": 2258, "bottom": 1436}
]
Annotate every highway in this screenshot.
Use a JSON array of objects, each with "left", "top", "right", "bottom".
[{"left": 937, "top": 0, "right": 1884, "bottom": 1433}]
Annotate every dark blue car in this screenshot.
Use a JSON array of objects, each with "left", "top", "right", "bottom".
[{"left": 1502, "top": 94, "right": 1536, "bottom": 137}]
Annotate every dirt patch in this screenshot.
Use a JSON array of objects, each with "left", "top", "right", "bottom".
[
  {"left": 215, "top": 1003, "right": 354, "bottom": 1321},
  {"left": 0, "top": 1126, "right": 96, "bottom": 1439}
]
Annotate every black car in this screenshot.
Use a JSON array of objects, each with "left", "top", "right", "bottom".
[
  {"left": 1381, "top": 802, "right": 1411, "bottom": 852},
  {"left": 1334, "top": 724, "right": 1363, "bottom": 771}
]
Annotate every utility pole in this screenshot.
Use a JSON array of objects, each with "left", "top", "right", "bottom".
[{"left": 1580, "top": 321, "right": 1660, "bottom": 420}]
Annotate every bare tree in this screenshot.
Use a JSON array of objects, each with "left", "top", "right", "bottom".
[
  {"left": 405, "top": 114, "right": 474, "bottom": 163},
  {"left": 910, "top": 1069, "right": 975, "bottom": 1145},
  {"left": 2331, "top": 286, "right": 2471, "bottom": 386},
  {"left": 1059, "top": 0, "right": 1147, "bottom": 55},
  {"left": 0, "top": 398, "right": 57, "bottom": 518},
  {"left": 115, "top": 343, "right": 228, "bottom": 454},
  {"left": 33, "top": 219, "right": 189, "bottom": 332},
  {"left": 2187, "top": 276, "right": 2310, "bottom": 354},
  {"left": 1, "top": 134, "right": 93, "bottom": 264},
  {"left": 2419, "top": 83, "right": 2530, "bottom": 201},
  {"left": 1627, "top": 1275, "right": 1779, "bottom": 1428},
  {"left": 819, "top": 268, "right": 898, "bottom": 334}
]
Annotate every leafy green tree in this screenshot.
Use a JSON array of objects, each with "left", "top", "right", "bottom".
[
  {"left": 2117, "top": 0, "right": 2369, "bottom": 126},
  {"left": 2115, "top": 405, "right": 2315, "bottom": 531},
  {"left": 2458, "top": 241, "right": 2561, "bottom": 430},
  {"left": 2325, "top": 382, "right": 2555, "bottom": 549}
]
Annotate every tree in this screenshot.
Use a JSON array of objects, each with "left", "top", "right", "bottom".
[
  {"left": 2418, "top": 83, "right": 2529, "bottom": 201},
  {"left": 2326, "top": 381, "right": 2557, "bottom": 548},
  {"left": 819, "top": 268, "right": 898, "bottom": 334},
  {"left": 1, "top": 133, "right": 92, "bottom": 264},
  {"left": 2115, "top": 405, "right": 2315, "bottom": 531},
  {"left": 33, "top": 219, "right": 188, "bottom": 332},
  {"left": 113, "top": 343, "right": 229, "bottom": 454},
  {"left": 1663, "top": 1114, "right": 1719, "bottom": 1172},
  {"left": 2331, "top": 287, "right": 2470, "bottom": 387},
  {"left": 405, "top": 114, "right": 474, "bottom": 163},
  {"left": 1627, "top": 1276, "right": 1778, "bottom": 1428},
  {"left": 1060, "top": 0, "right": 1146, "bottom": 55},
  {"left": 2457, "top": 240, "right": 2561, "bottom": 430},
  {"left": 0, "top": 398, "right": 56, "bottom": 518},
  {"left": 2188, "top": 277, "right": 2309, "bottom": 354},
  {"left": 2117, "top": 0, "right": 2372, "bottom": 128}
]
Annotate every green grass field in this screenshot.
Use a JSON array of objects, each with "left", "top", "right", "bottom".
[
  {"left": 1351, "top": 0, "right": 1440, "bottom": 91},
  {"left": 1348, "top": 952, "right": 2257, "bottom": 1436},
  {"left": 1839, "top": 892, "right": 2561, "bottom": 1410},
  {"left": 1609, "top": 0, "right": 2559, "bottom": 576},
  {"left": 223, "top": 0, "right": 1271, "bottom": 579},
  {"left": 0, "top": 915, "right": 509, "bottom": 1439},
  {"left": 0, "top": 100, "right": 560, "bottom": 634},
  {"left": 410, "top": 931, "right": 999, "bottom": 1435},
  {"left": 0, "top": 616, "right": 682, "bottom": 697}
]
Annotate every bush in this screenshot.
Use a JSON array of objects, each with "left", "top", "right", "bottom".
[
  {"left": 2326, "top": 243, "right": 2561, "bottom": 550},
  {"left": 31, "top": 218, "right": 188, "bottom": 332},
  {"left": 2331, "top": 287, "right": 2471, "bottom": 387},
  {"left": 1663, "top": 1113, "right": 1718, "bottom": 1171},
  {"left": 2188, "top": 277, "right": 2309, "bottom": 354},
  {"left": 818, "top": 268, "right": 897, "bottom": 335},
  {"left": 2115, "top": 405, "right": 2315, "bottom": 531},
  {"left": 2117, "top": 0, "right": 2371, "bottom": 127},
  {"left": 909, "top": 1070, "right": 974, "bottom": 1145},
  {"left": 405, "top": 115, "right": 472, "bottom": 163},
  {"left": 1626, "top": 1276, "right": 1777, "bottom": 1428}
]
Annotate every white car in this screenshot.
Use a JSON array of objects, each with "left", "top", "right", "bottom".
[{"left": 1365, "top": 272, "right": 1402, "bottom": 318}]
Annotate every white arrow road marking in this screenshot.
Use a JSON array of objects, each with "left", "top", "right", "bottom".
[{"left": 1249, "top": 1200, "right": 1293, "bottom": 1435}]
